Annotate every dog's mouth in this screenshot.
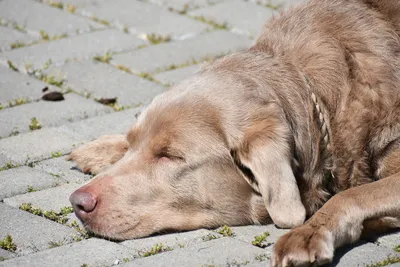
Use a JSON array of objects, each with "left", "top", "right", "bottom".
[{"left": 82, "top": 217, "right": 142, "bottom": 241}]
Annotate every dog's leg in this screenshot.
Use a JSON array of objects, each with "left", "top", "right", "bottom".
[
  {"left": 67, "top": 134, "right": 128, "bottom": 175},
  {"left": 271, "top": 174, "right": 400, "bottom": 267}
]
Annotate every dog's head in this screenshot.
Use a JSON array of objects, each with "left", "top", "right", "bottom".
[{"left": 69, "top": 55, "right": 306, "bottom": 240}]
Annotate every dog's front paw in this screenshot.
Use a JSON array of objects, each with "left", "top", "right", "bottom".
[
  {"left": 67, "top": 135, "right": 128, "bottom": 174},
  {"left": 271, "top": 223, "right": 334, "bottom": 267}
]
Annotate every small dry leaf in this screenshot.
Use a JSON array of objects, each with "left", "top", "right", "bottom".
[
  {"left": 97, "top": 98, "right": 117, "bottom": 105},
  {"left": 42, "top": 87, "right": 49, "bottom": 92},
  {"left": 42, "top": 91, "right": 65, "bottom": 101}
]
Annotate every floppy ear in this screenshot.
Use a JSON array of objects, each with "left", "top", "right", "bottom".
[{"left": 237, "top": 106, "right": 306, "bottom": 228}]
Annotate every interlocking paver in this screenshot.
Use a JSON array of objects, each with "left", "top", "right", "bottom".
[
  {"left": 121, "top": 229, "right": 223, "bottom": 256},
  {"left": 80, "top": 0, "right": 208, "bottom": 38},
  {"left": 0, "top": 93, "right": 112, "bottom": 138},
  {"left": 45, "top": 60, "right": 166, "bottom": 106},
  {"left": 0, "top": 29, "right": 144, "bottom": 71},
  {"left": 189, "top": 0, "right": 274, "bottom": 36},
  {"left": 376, "top": 231, "right": 400, "bottom": 250},
  {"left": 0, "top": 166, "right": 59, "bottom": 200},
  {"left": 0, "top": 127, "right": 83, "bottom": 165},
  {"left": 111, "top": 30, "right": 252, "bottom": 73},
  {"left": 153, "top": 64, "right": 201, "bottom": 85},
  {"left": 0, "top": 0, "right": 104, "bottom": 37},
  {"left": 0, "top": 249, "right": 14, "bottom": 261},
  {"left": 231, "top": 225, "right": 289, "bottom": 248},
  {"left": 0, "top": 203, "right": 77, "bottom": 256},
  {"left": 3, "top": 182, "right": 84, "bottom": 227},
  {"left": 33, "top": 156, "right": 91, "bottom": 184},
  {"left": 58, "top": 107, "right": 141, "bottom": 141},
  {"left": 3, "top": 182, "right": 81, "bottom": 211},
  {"left": 0, "top": 26, "right": 36, "bottom": 52},
  {"left": 0, "top": 238, "right": 134, "bottom": 267},
  {"left": 122, "top": 237, "right": 269, "bottom": 266},
  {"left": 0, "top": 66, "right": 50, "bottom": 107},
  {"left": 329, "top": 241, "right": 400, "bottom": 267}
]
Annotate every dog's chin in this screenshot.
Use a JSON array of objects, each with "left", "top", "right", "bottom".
[{"left": 82, "top": 219, "right": 146, "bottom": 241}]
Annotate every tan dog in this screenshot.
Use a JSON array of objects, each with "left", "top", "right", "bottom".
[{"left": 68, "top": 0, "right": 400, "bottom": 266}]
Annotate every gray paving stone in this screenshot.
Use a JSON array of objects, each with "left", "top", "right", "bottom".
[
  {"left": 0, "top": 66, "right": 55, "bottom": 108},
  {"left": 376, "top": 231, "right": 400, "bottom": 250},
  {"left": 231, "top": 225, "right": 289, "bottom": 249},
  {"left": 0, "top": 0, "right": 104, "bottom": 38},
  {"left": 111, "top": 30, "right": 251, "bottom": 73},
  {"left": 147, "top": 0, "right": 225, "bottom": 12},
  {"left": 189, "top": 0, "right": 274, "bottom": 36},
  {"left": 0, "top": 166, "right": 59, "bottom": 200},
  {"left": 0, "top": 249, "right": 15, "bottom": 261},
  {"left": 153, "top": 64, "right": 201, "bottom": 85},
  {"left": 81, "top": 0, "right": 208, "bottom": 39},
  {"left": 0, "top": 238, "right": 135, "bottom": 267},
  {"left": 3, "top": 182, "right": 81, "bottom": 212},
  {"left": 0, "top": 203, "right": 77, "bottom": 256},
  {"left": 3, "top": 182, "right": 84, "bottom": 228},
  {"left": 121, "top": 229, "right": 223, "bottom": 256},
  {"left": 0, "top": 127, "right": 83, "bottom": 165},
  {"left": 58, "top": 107, "right": 141, "bottom": 142},
  {"left": 45, "top": 60, "right": 166, "bottom": 106},
  {"left": 33, "top": 156, "right": 92, "bottom": 184},
  {"left": 122, "top": 237, "right": 269, "bottom": 266},
  {"left": 329, "top": 241, "right": 400, "bottom": 267},
  {"left": 0, "top": 29, "right": 144, "bottom": 72},
  {"left": 0, "top": 93, "right": 112, "bottom": 138},
  {"left": 0, "top": 26, "right": 36, "bottom": 52}
]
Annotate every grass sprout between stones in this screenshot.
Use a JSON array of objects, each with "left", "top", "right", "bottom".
[
  {"left": 0, "top": 235, "right": 17, "bottom": 252},
  {"left": 217, "top": 225, "right": 234, "bottom": 237},
  {"left": 140, "top": 243, "right": 172, "bottom": 257},
  {"left": 252, "top": 232, "right": 270, "bottom": 248},
  {"left": 29, "top": 117, "right": 42, "bottom": 131}
]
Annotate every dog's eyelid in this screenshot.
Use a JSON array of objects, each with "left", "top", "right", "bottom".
[{"left": 156, "top": 148, "right": 185, "bottom": 162}]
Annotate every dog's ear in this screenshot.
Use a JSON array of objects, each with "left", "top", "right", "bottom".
[{"left": 237, "top": 106, "right": 306, "bottom": 228}]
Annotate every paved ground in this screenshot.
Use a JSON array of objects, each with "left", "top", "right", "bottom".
[{"left": 0, "top": 0, "right": 399, "bottom": 266}]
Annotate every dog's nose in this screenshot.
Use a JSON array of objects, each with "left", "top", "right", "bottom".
[{"left": 70, "top": 190, "right": 97, "bottom": 218}]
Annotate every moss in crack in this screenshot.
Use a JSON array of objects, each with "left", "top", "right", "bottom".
[
  {"left": 7, "top": 60, "right": 18, "bottom": 72},
  {"left": 192, "top": 16, "right": 228, "bottom": 30},
  {"left": 94, "top": 52, "right": 112, "bottom": 63},
  {"left": 144, "top": 33, "right": 171, "bottom": 45},
  {"left": 40, "top": 30, "right": 50, "bottom": 41},
  {"left": 0, "top": 257, "right": 8, "bottom": 261},
  {"left": 394, "top": 245, "right": 400, "bottom": 252},
  {"left": 168, "top": 4, "right": 189, "bottom": 15},
  {"left": 0, "top": 162, "right": 20, "bottom": 171},
  {"left": 202, "top": 233, "right": 219, "bottom": 241},
  {"left": 255, "top": 253, "right": 269, "bottom": 262},
  {"left": 41, "top": 74, "right": 65, "bottom": 87},
  {"left": 47, "top": 0, "right": 64, "bottom": 9},
  {"left": 27, "top": 185, "right": 37, "bottom": 193},
  {"left": 10, "top": 41, "right": 26, "bottom": 49},
  {"left": 51, "top": 151, "right": 63, "bottom": 158},
  {"left": 137, "top": 72, "right": 158, "bottom": 83},
  {"left": 366, "top": 256, "right": 400, "bottom": 267},
  {"left": 66, "top": 3, "right": 77, "bottom": 13},
  {"left": 48, "top": 241, "right": 64, "bottom": 248},
  {"left": 217, "top": 225, "right": 234, "bottom": 237},
  {"left": 19, "top": 203, "right": 72, "bottom": 224},
  {"left": 70, "top": 220, "right": 90, "bottom": 240},
  {"left": 251, "top": 232, "right": 270, "bottom": 248},
  {"left": 0, "top": 235, "right": 17, "bottom": 252},
  {"left": 8, "top": 97, "right": 29, "bottom": 108},
  {"left": 140, "top": 243, "right": 172, "bottom": 257},
  {"left": 91, "top": 16, "right": 110, "bottom": 26},
  {"left": 116, "top": 64, "right": 132, "bottom": 74},
  {"left": 29, "top": 117, "right": 42, "bottom": 131}
]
